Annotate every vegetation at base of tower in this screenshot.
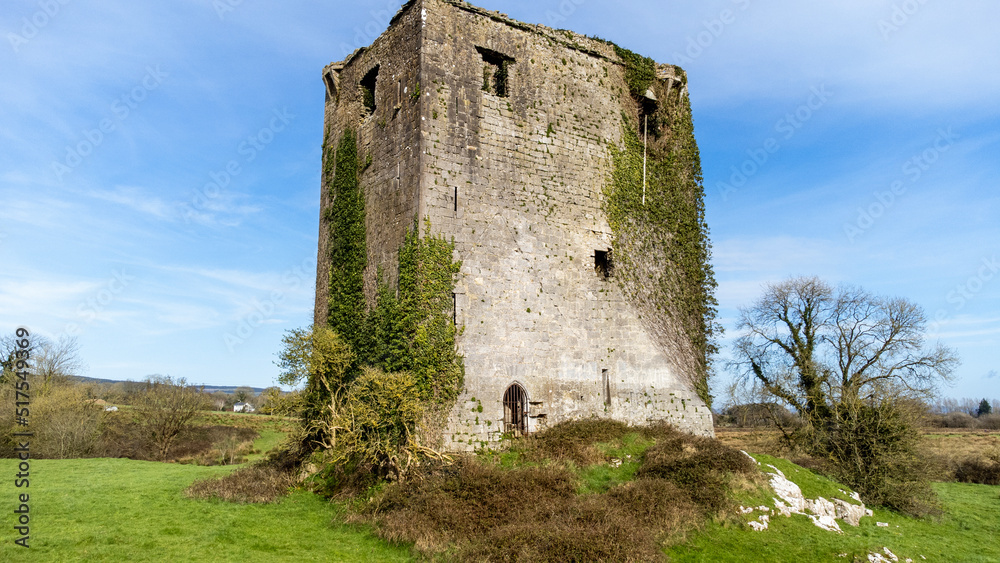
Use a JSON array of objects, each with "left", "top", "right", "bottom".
[
  {"left": 362, "top": 224, "right": 464, "bottom": 405},
  {"left": 353, "top": 419, "right": 761, "bottom": 562},
  {"left": 605, "top": 70, "right": 719, "bottom": 406},
  {"left": 282, "top": 130, "right": 464, "bottom": 488}
]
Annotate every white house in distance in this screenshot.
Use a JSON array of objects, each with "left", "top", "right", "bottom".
[{"left": 233, "top": 402, "right": 255, "bottom": 413}]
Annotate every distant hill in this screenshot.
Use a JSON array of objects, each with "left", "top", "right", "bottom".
[{"left": 69, "top": 375, "right": 268, "bottom": 394}]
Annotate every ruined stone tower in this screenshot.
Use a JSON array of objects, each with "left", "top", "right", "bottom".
[{"left": 316, "top": 0, "right": 716, "bottom": 450}]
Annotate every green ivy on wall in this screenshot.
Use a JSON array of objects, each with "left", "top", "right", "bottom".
[
  {"left": 325, "top": 129, "right": 367, "bottom": 359},
  {"left": 605, "top": 56, "right": 719, "bottom": 406},
  {"left": 363, "top": 224, "right": 464, "bottom": 405},
  {"left": 322, "top": 129, "right": 463, "bottom": 410},
  {"left": 612, "top": 45, "right": 656, "bottom": 98}
]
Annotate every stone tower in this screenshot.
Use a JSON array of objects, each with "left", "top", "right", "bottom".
[{"left": 315, "top": 0, "right": 716, "bottom": 450}]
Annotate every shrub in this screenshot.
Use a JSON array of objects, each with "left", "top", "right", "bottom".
[
  {"left": 941, "top": 411, "right": 976, "bottom": 428},
  {"left": 978, "top": 414, "right": 1000, "bottom": 430},
  {"left": 954, "top": 459, "right": 1000, "bottom": 485},
  {"left": 955, "top": 448, "right": 1000, "bottom": 485},
  {"left": 357, "top": 420, "right": 757, "bottom": 562},
  {"left": 638, "top": 433, "right": 756, "bottom": 512},
  {"left": 527, "top": 418, "right": 632, "bottom": 464},
  {"left": 823, "top": 400, "right": 938, "bottom": 516},
  {"left": 186, "top": 462, "right": 296, "bottom": 504}
]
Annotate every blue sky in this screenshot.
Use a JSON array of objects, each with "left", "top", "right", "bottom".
[{"left": 2, "top": 0, "right": 997, "bottom": 402}]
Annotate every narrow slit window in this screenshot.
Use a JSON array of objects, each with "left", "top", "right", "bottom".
[
  {"left": 602, "top": 369, "right": 611, "bottom": 406},
  {"left": 595, "top": 249, "right": 613, "bottom": 279},
  {"left": 360, "top": 65, "right": 379, "bottom": 115},
  {"left": 476, "top": 46, "right": 514, "bottom": 97},
  {"left": 323, "top": 70, "right": 339, "bottom": 102},
  {"left": 453, "top": 186, "right": 458, "bottom": 213}
]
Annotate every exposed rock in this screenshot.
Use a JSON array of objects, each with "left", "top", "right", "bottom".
[{"left": 756, "top": 463, "right": 871, "bottom": 533}]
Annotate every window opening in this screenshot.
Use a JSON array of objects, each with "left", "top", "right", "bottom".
[
  {"left": 476, "top": 46, "right": 514, "bottom": 97},
  {"left": 595, "top": 249, "right": 613, "bottom": 279},
  {"left": 323, "top": 70, "right": 340, "bottom": 102},
  {"left": 453, "top": 186, "right": 458, "bottom": 213},
  {"left": 503, "top": 384, "right": 528, "bottom": 435},
  {"left": 360, "top": 65, "right": 379, "bottom": 115},
  {"left": 602, "top": 369, "right": 611, "bottom": 406}
]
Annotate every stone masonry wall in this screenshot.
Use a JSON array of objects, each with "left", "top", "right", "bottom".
[
  {"left": 317, "top": 0, "right": 714, "bottom": 451},
  {"left": 417, "top": 0, "right": 712, "bottom": 450},
  {"left": 315, "top": 2, "right": 424, "bottom": 324}
]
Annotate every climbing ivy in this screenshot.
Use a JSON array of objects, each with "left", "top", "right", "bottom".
[
  {"left": 605, "top": 70, "right": 719, "bottom": 406},
  {"left": 322, "top": 127, "right": 463, "bottom": 405},
  {"left": 613, "top": 45, "right": 656, "bottom": 98},
  {"left": 362, "top": 223, "right": 464, "bottom": 405},
  {"left": 325, "top": 129, "right": 367, "bottom": 359}
]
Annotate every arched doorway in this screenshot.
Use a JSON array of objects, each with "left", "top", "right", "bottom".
[{"left": 503, "top": 383, "right": 528, "bottom": 435}]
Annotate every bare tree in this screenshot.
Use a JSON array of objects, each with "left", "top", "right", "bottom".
[
  {"left": 731, "top": 277, "right": 958, "bottom": 428},
  {"left": 729, "top": 276, "right": 960, "bottom": 514},
  {"left": 135, "top": 375, "right": 209, "bottom": 460},
  {"left": 33, "top": 335, "right": 86, "bottom": 387}
]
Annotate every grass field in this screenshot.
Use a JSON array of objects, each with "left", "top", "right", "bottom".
[
  {"left": 0, "top": 458, "right": 411, "bottom": 562},
  {"left": 666, "top": 478, "right": 1000, "bottom": 562},
  {"left": 2, "top": 423, "right": 997, "bottom": 561}
]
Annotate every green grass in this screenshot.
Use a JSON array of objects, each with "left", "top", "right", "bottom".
[
  {"left": 0, "top": 459, "right": 412, "bottom": 562},
  {"left": 666, "top": 461, "right": 1000, "bottom": 562},
  {"left": 578, "top": 432, "right": 653, "bottom": 493},
  {"left": 245, "top": 429, "right": 287, "bottom": 463}
]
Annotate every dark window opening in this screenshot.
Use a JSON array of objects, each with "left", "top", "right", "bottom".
[
  {"left": 602, "top": 369, "right": 611, "bottom": 406},
  {"left": 452, "top": 292, "right": 457, "bottom": 326},
  {"left": 323, "top": 70, "right": 339, "bottom": 102},
  {"left": 476, "top": 46, "right": 514, "bottom": 97},
  {"left": 503, "top": 384, "right": 528, "bottom": 435},
  {"left": 453, "top": 186, "right": 458, "bottom": 213},
  {"left": 360, "top": 65, "right": 379, "bottom": 115},
  {"left": 595, "top": 249, "right": 613, "bottom": 279}
]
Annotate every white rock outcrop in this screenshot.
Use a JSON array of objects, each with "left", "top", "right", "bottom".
[{"left": 756, "top": 464, "right": 871, "bottom": 533}]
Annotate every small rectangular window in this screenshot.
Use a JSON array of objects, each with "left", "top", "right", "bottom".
[
  {"left": 360, "top": 65, "right": 379, "bottom": 115},
  {"left": 476, "top": 46, "right": 514, "bottom": 97},
  {"left": 595, "top": 249, "right": 613, "bottom": 279}
]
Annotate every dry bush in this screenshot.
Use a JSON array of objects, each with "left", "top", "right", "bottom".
[
  {"left": 940, "top": 412, "right": 977, "bottom": 428},
  {"left": 172, "top": 425, "right": 258, "bottom": 465},
  {"left": 186, "top": 462, "right": 296, "bottom": 503},
  {"left": 357, "top": 420, "right": 757, "bottom": 562},
  {"left": 364, "top": 457, "right": 686, "bottom": 562},
  {"left": 954, "top": 447, "right": 1000, "bottom": 485},
  {"left": 523, "top": 418, "right": 633, "bottom": 464},
  {"left": 954, "top": 459, "right": 1000, "bottom": 485},
  {"left": 638, "top": 433, "right": 757, "bottom": 512},
  {"left": 979, "top": 414, "right": 1000, "bottom": 430}
]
